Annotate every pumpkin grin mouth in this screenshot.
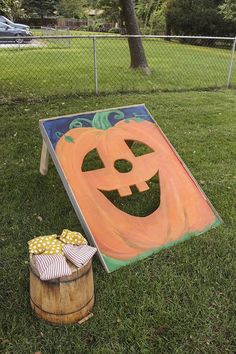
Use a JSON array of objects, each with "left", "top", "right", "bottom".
[{"left": 99, "top": 172, "right": 160, "bottom": 217}]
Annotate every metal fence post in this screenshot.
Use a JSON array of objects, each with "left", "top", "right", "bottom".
[
  {"left": 227, "top": 36, "right": 236, "bottom": 88},
  {"left": 93, "top": 36, "right": 98, "bottom": 95}
]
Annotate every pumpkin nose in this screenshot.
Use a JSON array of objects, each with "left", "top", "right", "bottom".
[
  {"left": 114, "top": 159, "right": 132, "bottom": 173},
  {"left": 113, "top": 159, "right": 150, "bottom": 197}
]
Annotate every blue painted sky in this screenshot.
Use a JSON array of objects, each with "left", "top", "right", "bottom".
[{"left": 42, "top": 105, "right": 155, "bottom": 149}]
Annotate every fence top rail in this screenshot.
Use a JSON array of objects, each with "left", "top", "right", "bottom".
[{"left": 0, "top": 34, "right": 235, "bottom": 41}]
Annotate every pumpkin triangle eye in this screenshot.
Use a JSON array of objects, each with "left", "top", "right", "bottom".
[
  {"left": 82, "top": 148, "right": 104, "bottom": 172},
  {"left": 125, "top": 140, "right": 154, "bottom": 157}
]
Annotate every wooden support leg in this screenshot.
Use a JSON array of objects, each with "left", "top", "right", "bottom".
[
  {"left": 40, "top": 140, "right": 49, "bottom": 175},
  {"left": 78, "top": 313, "right": 93, "bottom": 324}
]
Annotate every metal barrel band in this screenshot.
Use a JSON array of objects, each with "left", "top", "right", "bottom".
[{"left": 30, "top": 294, "right": 94, "bottom": 316}]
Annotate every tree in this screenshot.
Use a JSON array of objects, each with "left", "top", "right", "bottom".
[
  {"left": 219, "top": 0, "right": 236, "bottom": 24},
  {"left": 149, "top": 1, "right": 167, "bottom": 34},
  {"left": 57, "top": 0, "right": 87, "bottom": 18},
  {"left": 165, "top": 0, "right": 230, "bottom": 36},
  {"left": 95, "top": 0, "right": 121, "bottom": 24},
  {"left": 22, "top": 0, "right": 58, "bottom": 18},
  {"left": 119, "top": 0, "right": 150, "bottom": 73},
  {"left": 0, "top": 0, "right": 26, "bottom": 20},
  {"left": 93, "top": 0, "right": 149, "bottom": 72},
  {"left": 135, "top": 0, "right": 160, "bottom": 30}
]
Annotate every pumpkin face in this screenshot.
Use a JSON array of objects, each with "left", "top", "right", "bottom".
[
  {"left": 83, "top": 133, "right": 158, "bottom": 198},
  {"left": 56, "top": 117, "right": 217, "bottom": 270}
]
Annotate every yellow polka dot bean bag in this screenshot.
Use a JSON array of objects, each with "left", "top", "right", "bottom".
[
  {"left": 28, "top": 235, "right": 63, "bottom": 255},
  {"left": 60, "top": 229, "right": 87, "bottom": 245}
]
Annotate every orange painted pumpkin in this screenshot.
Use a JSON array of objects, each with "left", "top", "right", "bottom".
[{"left": 56, "top": 117, "right": 217, "bottom": 262}]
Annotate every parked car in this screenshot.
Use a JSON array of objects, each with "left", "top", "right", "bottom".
[
  {"left": 0, "top": 15, "right": 30, "bottom": 31},
  {"left": 0, "top": 23, "right": 32, "bottom": 44}
]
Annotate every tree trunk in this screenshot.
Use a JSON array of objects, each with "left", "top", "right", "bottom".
[
  {"left": 119, "top": 0, "right": 150, "bottom": 73},
  {"left": 165, "top": 16, "right": 172, "bottom": 41}
]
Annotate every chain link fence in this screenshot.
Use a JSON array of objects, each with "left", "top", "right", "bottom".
[
  {"left": 0, "top": 35, "right": 235, "bottom": 102},
  {"left": 40, "top": 27, "right": 71, "bottom": 47}
]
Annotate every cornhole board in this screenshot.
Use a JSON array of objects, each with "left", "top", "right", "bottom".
[{"left": 39, "top": 104, "right": 222, "bottom": 272}]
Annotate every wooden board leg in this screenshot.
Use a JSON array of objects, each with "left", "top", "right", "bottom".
[
  {"left": 40, "top": 140, "right": 49, "bottom": 175},
  {"left": 78, "top": 313, "right": 93, "bottom": 324}
]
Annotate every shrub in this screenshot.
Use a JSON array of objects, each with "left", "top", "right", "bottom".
[{"left": 108, "top": 27, "right": 120, "bottom": 34}]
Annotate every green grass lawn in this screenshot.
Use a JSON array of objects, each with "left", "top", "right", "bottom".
[
  {"left": 0, "top": 89, "right": 236, "bottom": 353},
  {"left": 0, "top": 36, "right": 235, "bottom": 102}
]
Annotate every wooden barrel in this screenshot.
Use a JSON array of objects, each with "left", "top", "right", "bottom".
[{"left": 29, "top": 256, "right": 94, "bottom": 324}]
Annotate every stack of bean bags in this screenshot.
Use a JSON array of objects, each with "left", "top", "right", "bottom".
[{"left": 28, "top": 229, "right": 97, "bottom": 281}]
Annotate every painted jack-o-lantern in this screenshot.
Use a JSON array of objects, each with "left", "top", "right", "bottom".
[{"left": 55, "top": 109, "right": 219, "bottom": 272}]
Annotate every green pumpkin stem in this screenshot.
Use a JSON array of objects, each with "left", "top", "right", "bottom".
[
  {"left": 69, "top": 118, "right": 93, "bottom": 129},
  {"left": 92, "top": 110, "right": 125, "bottom": 130},
  {"left": 68, "top": 110, "right": 145, "bottom": 132}
]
